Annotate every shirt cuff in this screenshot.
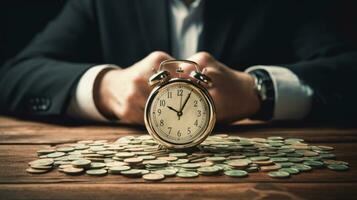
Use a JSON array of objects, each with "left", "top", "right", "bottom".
[
  {"left": 245, "top": 66, "right": 313, "bottom": 120},
  {"left": 67, "top": 64, "right": 119, "bottom": 121}
]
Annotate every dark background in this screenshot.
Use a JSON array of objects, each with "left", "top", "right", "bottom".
[{"left": 0, "top": 0, "right": 357, "bottom": 67}]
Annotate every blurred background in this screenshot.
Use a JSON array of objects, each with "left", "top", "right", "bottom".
[{"left": 0, "top": 0, "right": 356, "bottom": 67}]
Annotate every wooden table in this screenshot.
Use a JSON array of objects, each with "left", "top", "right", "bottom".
[{"left": 0, "top": 116, "right": 356, "bottom": 200}]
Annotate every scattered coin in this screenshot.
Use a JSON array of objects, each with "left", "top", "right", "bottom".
[
  {"left": 46, "top": 152, "right": 66, "bottom": 158},
  {"left": 90, "top": 162, "right": 106, "bottom": 169},
  {"left": 303, "top": 160, "right": 324, "bottom": 168},
  {"left": 86, "top": 169, "right": 107, "bottom": 176},
  {"left": 62, "top": 167, "right": 84, "bottom": 175},
  {"left": 26, "top": 135, "right": 349, "bottom": 181},
  {"left": 56, "top": 147, "right": 75, "bottom": 153},
  {"left": 327, "top": 164, "right": 349, "bottom": 171},
  {"left": 268, "top": 171, "right": 290, "bottom": 178},
  {"left": 29, "top": 158, "right": 54, "bottom": 166},
  {"left": 143, "top": 173, "right": 165, "bottom": 181},
  {"left": 197, "top": 166, "right": 222, "bottom": 175},
  {"left": 71, "top": 159, "right": 91, "bottom": 168},
  {"left": 26, "top": 167, "right": 51, "bottom": 174},
  {"left": 121, "top": 169, "right": 142, "bottom": 177},
  {"left": 109, "top": 166, "right": 131, "bottom": 174},
  {"left": 224, "top": 170, "right": 248, "bottom": 177},
  {"left": 176, "top": 171, "right": 199, "bottom": 178},
  {"left": 30, "top": 164, "right": 53, "bottom": 170},
  {"left": 279, "top": 167, "right": 300, "bottom": 175},
  {"left": 156, "top": 169, "right": 177, "bottom": 177},
  {"left": 37, "top": 149, "right": 56, "bottom": 156},
  {"left": 292, "top": 164, "right": 312, "bottom": 172}
]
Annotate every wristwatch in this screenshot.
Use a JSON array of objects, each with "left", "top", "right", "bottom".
[{"left": 248, "top": 69, "right": 275, "bottom": 120}]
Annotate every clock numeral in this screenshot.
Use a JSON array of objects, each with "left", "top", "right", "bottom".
[
  {"left": 157, "top": 109, "right": 161, "bottom": 116},
  {"left": 167, "top": 127, "right": 172, "bottom": 134},
  {"left": 160, "top": 119, "right": 164, "bottom": 126},
  {"left": 177, "top": 130, "right": 182, "bottom": 137},
  {"left": 193, "top": 100, "right": 198, "bottom": 107},
  {"left": 187, "top": 127, "right": 191, "bottom": 134},
  {"left": 197, "top": 110, "right": 201, "bottom": 117},
  {"left": 177, "top": 89, "right": 183, "bottom": 96},
  {"left": 159, "top": 100, "right": 166, "bottom": 107},
  {"left": 167, "top": 92, "right": 172, "bottom": 99},
  {"left": 194, "top": 120, "right": 198, "bottom": 126}
]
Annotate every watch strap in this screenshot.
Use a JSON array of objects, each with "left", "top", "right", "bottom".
[{"left": 248, "top": 69, "right": 275, "bottom": 120}]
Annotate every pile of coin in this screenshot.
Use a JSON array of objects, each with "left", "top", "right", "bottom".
[{"left": 26, "top": 134, "right": 349, "bottom": 181}]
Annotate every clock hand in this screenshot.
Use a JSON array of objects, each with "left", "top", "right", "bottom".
[
  {"left": 180, "top": 89, "right": 193, "bottom": 113},
  {"left": 167, "top": 106, "right": 179, "bottom": 113},
  {"left": 167, "top": 106, "right": 181, "bottom": 120}
]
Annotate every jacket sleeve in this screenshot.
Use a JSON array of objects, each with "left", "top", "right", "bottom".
[
  {"left": 286, "top": 2, "right": 357, "bottom": 120},
  {"left": 0, "top": 0, "right": 102, "bottom": 117}
]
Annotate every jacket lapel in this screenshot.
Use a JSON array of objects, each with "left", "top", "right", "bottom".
[{"left": 135, "top": 0, "right": 171, "bottom": 54}]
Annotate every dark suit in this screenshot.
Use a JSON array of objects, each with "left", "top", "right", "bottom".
[{"left": 1, "top": 0, "right": 357, "bottom": 121}]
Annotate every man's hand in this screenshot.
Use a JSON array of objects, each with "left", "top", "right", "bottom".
[
  {"left": 94, "top": 51, "right": 173, "bottom": 124},
  {"left": 187, "top": 52, "right": 261, "bottom": 123}
]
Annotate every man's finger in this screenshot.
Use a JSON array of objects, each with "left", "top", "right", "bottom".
[{"left": 187, "top": 52, "right": 216, "bottom": 68}]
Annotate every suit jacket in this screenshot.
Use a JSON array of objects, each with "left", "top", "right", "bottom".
[{"left": 1, "top": 0, "right": 357, "bottom": 121}]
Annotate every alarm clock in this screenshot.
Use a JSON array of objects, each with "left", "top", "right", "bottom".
[{"left": 144, "top": 60, "right": 216, "bottom": 149}]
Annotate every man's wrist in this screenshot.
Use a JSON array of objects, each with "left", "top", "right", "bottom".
[
  {"left": 240, "top": 72, "right": 261, "bottom": 118},
  {"left": 67, "top": 64, "right": 119, "bottom": 121},
  {"left": 93, "top": 67, "right": 118, "bottom": 120}
]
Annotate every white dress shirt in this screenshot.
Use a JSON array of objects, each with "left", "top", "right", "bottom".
[{"left": 67, "top": 0, "right": 313, "bottom": 121}]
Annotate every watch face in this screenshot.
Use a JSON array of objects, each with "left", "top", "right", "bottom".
[{"left": 147, "top": 80, "right": 211, "bottom": 145}]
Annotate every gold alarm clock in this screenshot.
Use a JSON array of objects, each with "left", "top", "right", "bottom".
[{"left": 144, "top": 60, "right": 216, "bottom": 149}]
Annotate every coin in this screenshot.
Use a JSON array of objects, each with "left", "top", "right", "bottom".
[
  {"left": 109, "top": 166, "right": 131, "bottom": 174},
  {"left": 327, "top": 164, "right": 349, "bottom": 171},
  {"left": 37, "top": 149, "right": 56, "bottom": 156},
  {"left": 227, "top": 159, "right": 249, "bottom": 169},
  {"left": 197, "top": 166, "right": 222, "bottom": 175},
  {"left": 292, "top": 164, "right": 312, "bottom": 172},
  {"left": 46, "top": 152, "right": 66, "bottom": 158},
  {"left": 62, "top": 166, "right": 84, "bottom": 175},
  {"left": 224, "top": 170, "right": 248, "bottom": 177},
  {"left": 115, "top": 152, "right": 135, "bottom": 158},
  {"left": 268, "top": 171, "right": 290, "bottom": 178},
  {"left": 143, "top": 173, "right": 165, "bottom": 181},
  {"left": 147, "top": 160, "right": 168, "bottom": 166},
  {"left": 303, "top": 160, "right": 324, "bottom": 168},
  {"left": 56, "top": 147, "right": 75, "bottom": 153},
  {"left": 260, "top": 164, "right": 281, "bottom": 172},
  {"left": 26, "top": 134, "right": 349, "bottom": 181},
  {"left": 86, "top": 169, "right": 107, "bottom": 176},
  {"left": 121, "top": 169, "right": 142, "bottom": 177},
  {"left": 156, "top": 169, "right": 177, "bottom": 177},
  {"left": 29, "top": 158, "right": 54, "bottom": 166},
  {"left": 176, "top": 171, "right": 199, "bottom": 178},
  {"left": 181, "top": 163, "right": 201, "bottom": 169},
  {"left": 30, "top": 164, "right": 53, "bottom": 170},
  {"left": 323, "top": 160, "right": 349, "bottom": 166},
  {"left": 89, "top": 162, "right": 106, "bottom": 169},
  {"left": 71, "top": 159, "right": 91, "bottom": 168},
  {"left": 250, "top": 156, "right": 270, "bottom": 161},
  {"left": 124, "top": 157, "right": 143, "bottom": 164},
  {"left": 169, "top": 153, "right": 188, "bottom": 158},
  {"left": 26, "top": 167, "right": 51, "bottom": 174},
  {"left": 158, "top": 156, "right": 178, "bottom": 162},
  {"left": 279, "top": 167, "right": 299, "bottom": 175}
]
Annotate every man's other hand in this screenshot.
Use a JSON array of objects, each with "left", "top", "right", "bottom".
[
  {"left": 95, "top": 51, "right": 173, "bottom": 124},
  {"left": 187, "top": 52, "right": 261, "bottom": 123}
]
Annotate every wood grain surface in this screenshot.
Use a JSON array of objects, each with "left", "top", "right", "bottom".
[{"left": 0, "top": 116, "right": 356, "bottom": 200}]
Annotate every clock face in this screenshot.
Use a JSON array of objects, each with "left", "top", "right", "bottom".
[{"left": 147, "top": 81, "right": 211, "bottom": 145}]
